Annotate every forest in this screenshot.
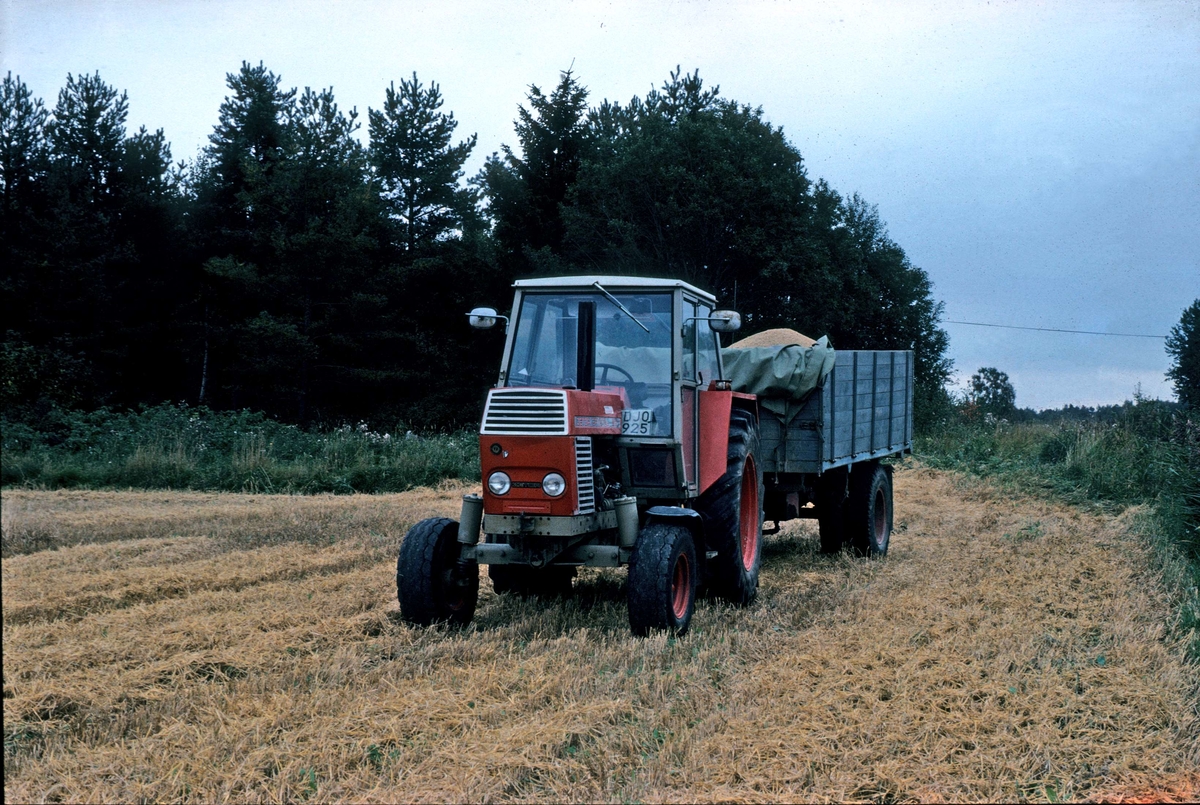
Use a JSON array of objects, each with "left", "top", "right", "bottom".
[{"left": 1, "top": 64, "right": 951, "bottom": 432}]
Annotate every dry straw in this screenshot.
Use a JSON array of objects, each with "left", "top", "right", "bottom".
[{"left": 3, "top": 468, "right": 1197, "bottom": 802}]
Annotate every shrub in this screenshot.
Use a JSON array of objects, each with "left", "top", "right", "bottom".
[{"left": 0, "top": 404, "right": 480, "bottom": 494}]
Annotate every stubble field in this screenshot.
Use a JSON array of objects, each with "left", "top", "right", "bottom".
[{"left": 3, "top": 467, "right": 1198, "bottom": 803}]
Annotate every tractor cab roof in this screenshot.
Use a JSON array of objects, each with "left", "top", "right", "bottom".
[{"left": 513, "top": 276, "right": 719, "bottom": 306}]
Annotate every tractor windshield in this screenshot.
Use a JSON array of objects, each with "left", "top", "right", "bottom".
[{"left": 508, "top": 291, "right": 673, "bottom": 435}]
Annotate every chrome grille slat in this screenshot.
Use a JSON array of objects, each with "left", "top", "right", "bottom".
[
  {"left": 575, "top": 436, "right": 595, "bottom": 514},
  {"left": 481, "top": 389, "right": 569, "bottom": 435}
]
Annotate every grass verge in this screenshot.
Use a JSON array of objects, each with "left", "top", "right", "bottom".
[{"left": 1, "top": 404, "right": 480, "bottom": 494}]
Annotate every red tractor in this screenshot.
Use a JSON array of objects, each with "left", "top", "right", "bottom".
[{"left": 397, "top": 276, "right": 912, "bottom": 635}]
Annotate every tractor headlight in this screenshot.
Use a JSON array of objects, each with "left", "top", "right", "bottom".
[
  {"left": 542, "top": 472, "right": 566, "bottom": 497},
  {"left": 487, "top": 471, "right": 511, "bottom": 495}
]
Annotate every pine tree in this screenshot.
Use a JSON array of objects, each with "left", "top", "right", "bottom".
[
  {"left": 368, "top": 73, "right": 476, "bottom": 254},
  {"left": 2, "top": 72, "right": 187, "bottom": 411},
  {"left": 190, "top": 68, "right": 378, "bottom": 422},
  {"left": 478, "top": 69, "right": 589, "bottom": 270},
  {"left": 1, "top": 72, "right": 50, "bottom": 216},
  {"left": 1, "top": 73, "right": 51, "bottom": 341}
]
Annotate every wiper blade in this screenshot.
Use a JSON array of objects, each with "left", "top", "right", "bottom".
[{"left": 592, "top": 281, "right": 649, "bottom": 332}]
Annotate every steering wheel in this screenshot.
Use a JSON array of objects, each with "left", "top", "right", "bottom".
[{"left": 595, "top": 363, "right": 635, "bottom": 386}]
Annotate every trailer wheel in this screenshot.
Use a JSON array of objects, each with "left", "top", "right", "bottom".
[
  {"left": 397, "top": 517, "right": 478, "bottom": 626},
  {"left": 627, "top": 523, "right": 697, "bottom": 636},
  {"left": 816, "top": 467, "right": 848, "bottom": 554},
  {"left": 847, "top": 462, "right": 892, "bottom": 558},
  {"left": 695, "top": 408, "right": 764, "bottom": 604}
]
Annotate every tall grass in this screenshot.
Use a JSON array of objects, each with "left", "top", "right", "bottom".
[
  {"left": 917, "top": 399, "right": 1200, "bottom": 659},
  {"left": 1, "top": 404, "right": 480, "bottom": 493}
]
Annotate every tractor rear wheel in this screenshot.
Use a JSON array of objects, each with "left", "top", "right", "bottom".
[
  {"left": 397, "top": 517, "right": 478, "bottom": 626},
  {"left": 627, "top": 524, "right": 697, "bottom": 636},
  {"left": 694, "top": 408, "right": 763, "bottom": 604},
  {"left": 847, "top": 462, "right": 892, "bottom": 558}
]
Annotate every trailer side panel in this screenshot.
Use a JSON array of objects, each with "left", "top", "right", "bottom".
[{"left": 758, "top": 349, "right": 913, "bottom": 475}]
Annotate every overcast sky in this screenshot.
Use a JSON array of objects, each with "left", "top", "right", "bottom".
[{"left": 4, "top": 0, "right": 1197, "bottom": 409}]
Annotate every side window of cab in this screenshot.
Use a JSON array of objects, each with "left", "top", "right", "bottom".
[
  {"left": 682, "top": 300, "right": 698, "bottom": 381},
  {"left": 697, "top": 303, "right": 719, "bottom": 385}
]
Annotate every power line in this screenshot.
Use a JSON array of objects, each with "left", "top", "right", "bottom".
[{"left": 943, "top": 320, "right": 1167, "bottom": 339}]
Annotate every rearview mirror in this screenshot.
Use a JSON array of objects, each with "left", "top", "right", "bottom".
[
  {"left": 710, "top": 310, "right": 741, "bottom": 332},
  {"left": 467, "top": 307, "right": 506, "bottom": 330}
]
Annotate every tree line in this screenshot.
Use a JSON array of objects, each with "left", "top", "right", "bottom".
[{"left": 2, "top": 64, "right": 952, "bottom": 431}]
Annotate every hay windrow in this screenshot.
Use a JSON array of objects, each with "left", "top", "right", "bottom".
[{"left": 3, "top": 468, "right": 1197, "bottom": 802}]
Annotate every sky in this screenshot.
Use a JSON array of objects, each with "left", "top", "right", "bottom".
[{"left": 3, "top": 0, "right": 1198, "bottom": 409}]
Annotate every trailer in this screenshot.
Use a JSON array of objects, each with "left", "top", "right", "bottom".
[{"left": 743, "top": 347, "right": 914, "bottom": 555}]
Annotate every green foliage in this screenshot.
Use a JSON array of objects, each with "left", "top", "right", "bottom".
[
  {"left": 478, "top": 68, "right": 590, "bottom": 270},
  {"left": 482, "top": 66, "right": 952, "bottom": 403},
  {"left": 1166, "top": 299, "right": 1199, "bottom": 409},
  {"left": 1, "top": 71, "right": 50, "bottom": 210},
  {"left": 3, "top": 71, "right": 190, "bottom": 411},
  {"left": 368, "top": 73, "right": 478, "bottom": 252},
  {"left": 46, "top": 72, "right": 129, "bottom": 202},
  {"left": 5, "top": 63, "right": 950, "bottom": 434},
  {"left": 968, "top": 367, "right": 1017, "bottom": 418},
  {"left": 0, "top": 404, "right": 479, "bottom": 493},
  {"left": 191, "top": 66, "right": 381, "bottom": 423}
]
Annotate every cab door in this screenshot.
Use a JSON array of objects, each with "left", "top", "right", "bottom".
[{"left": 681, "top": 297, "right": 713, "bottom": 495}]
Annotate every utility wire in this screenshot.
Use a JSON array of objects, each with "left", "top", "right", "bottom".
[{"left": 943, "top": 320, "right": 1167, "bottom": 339}]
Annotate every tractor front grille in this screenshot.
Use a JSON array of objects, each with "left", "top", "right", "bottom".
[
  {"left": 480, "top": 389, "right": 569, "bottom": 435},
  {"left": 575, "top": 437, "right": 595, "bottom": 514}
]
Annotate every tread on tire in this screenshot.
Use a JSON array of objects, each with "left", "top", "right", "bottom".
[
  {"left": 847, "top": 462, "right": 892, "bottom": 558},
  {"left": 695, "top": 408, "right": 764, "bottom": 604},
  {"left": 397, "top": 517, "right": 478, "bottom": 626},
  {"left": 627, "top": 523, "right": 697, "bottom": 636}
]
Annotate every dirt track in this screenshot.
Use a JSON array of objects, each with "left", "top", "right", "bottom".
[{"left": 3, "top": 467, "right": 1198, "bottom": 803}]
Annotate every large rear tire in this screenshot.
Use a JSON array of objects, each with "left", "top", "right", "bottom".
[
  {"left": 847, "top": 462, "right": 892, "bottom": 558},
  {"left": 694, "top": 408, "right": 764, "bottom": 604},
  {"left": 627, "top": 524, "right": 697, "bottom": 636},
  {"left": 397, "top": 517, "right": 478, "bottom": 626}
]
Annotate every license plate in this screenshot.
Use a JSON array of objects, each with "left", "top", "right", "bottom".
[{"left": 621, "top": 408, "right": 655, "bottom": 435}]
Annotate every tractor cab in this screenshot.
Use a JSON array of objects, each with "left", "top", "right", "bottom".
[{"left": 473, "top": 276, "right": 743, "bottom": 504}]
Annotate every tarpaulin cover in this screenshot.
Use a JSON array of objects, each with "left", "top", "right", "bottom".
[{"left": 721, "top": 336, "right": 835, "bottom": 423}]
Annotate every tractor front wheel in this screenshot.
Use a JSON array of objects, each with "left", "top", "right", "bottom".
[
  {"left": 397, "top": 517, "right": 478, "bottom": 626},
  {"left": 627, "top": 523, "right": 698, "bottom": 636}
]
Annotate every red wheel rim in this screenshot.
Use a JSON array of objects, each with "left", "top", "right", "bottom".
[
  {"left": 671, "top": 553, "right": 691, "bottom": 620},
  {"left": 873, "top": 488, "right": 887, "bottom": 546},
  {"left": 739, "top": 455, "right": 760, "bottom": 570}
]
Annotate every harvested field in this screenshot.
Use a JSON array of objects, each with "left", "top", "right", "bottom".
[{"left": 3, "top": 467, "right": 1198, "bottom": 803}]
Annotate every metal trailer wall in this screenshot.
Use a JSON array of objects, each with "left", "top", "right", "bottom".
[{"left": 757, "top": 350, "right": 914, "bottom": 475}]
